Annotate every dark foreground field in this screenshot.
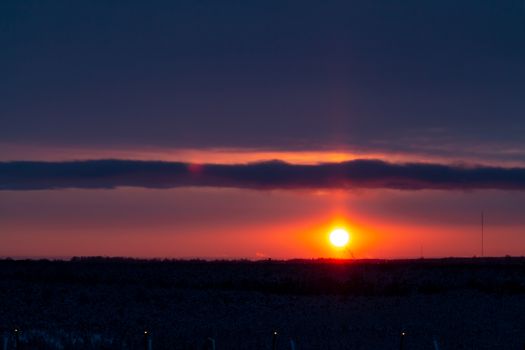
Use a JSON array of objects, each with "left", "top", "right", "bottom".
[{"left": 1, "top": 257, "right": 525, "bottom": 349}]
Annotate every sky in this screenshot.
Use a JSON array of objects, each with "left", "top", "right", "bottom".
[{"left": 1, "top": 0, "right": 525, "bottom": 259}]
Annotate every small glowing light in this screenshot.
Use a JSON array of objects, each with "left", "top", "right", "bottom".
[
  {"left": 401, "top": 332, "right": 406, "bottom": 336},
  {"left": 329, "top": 228, "right": 350, "bottom": 247},
  {"left": 274, "top": 331, "right": 278, "bottom": 335}
]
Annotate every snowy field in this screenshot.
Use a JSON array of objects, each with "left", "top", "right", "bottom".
[{"left": 1, "top": 258, "right": 525, "bottom": 349}]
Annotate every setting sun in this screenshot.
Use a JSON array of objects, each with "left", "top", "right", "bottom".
[{"left": 329, "top": 228, "right": 350, "bottom": 248}]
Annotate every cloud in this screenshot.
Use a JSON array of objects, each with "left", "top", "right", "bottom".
[{"left": 1, "top": 159, "right": 525, "bottom": 191}]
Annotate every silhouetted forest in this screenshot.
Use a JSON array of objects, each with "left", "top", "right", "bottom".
[{"left": 3, "top": 257, "right": 525, "bottom": 295}]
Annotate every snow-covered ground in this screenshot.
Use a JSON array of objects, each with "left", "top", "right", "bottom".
[{"left": 1, "top": 258, "right": 525, "bottom": 349}]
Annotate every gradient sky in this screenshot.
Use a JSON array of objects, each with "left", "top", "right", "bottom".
[{"left": 2, "top": 0, "right": 525, "bottom": 258}]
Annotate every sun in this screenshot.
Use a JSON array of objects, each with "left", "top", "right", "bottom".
[{"left": 329, "top": 228, "right": 350, "bottom": 248}]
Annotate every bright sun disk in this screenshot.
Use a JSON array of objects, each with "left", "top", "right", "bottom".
[{"left": 329, "top": 228, "right": 350, "bottom": 248}]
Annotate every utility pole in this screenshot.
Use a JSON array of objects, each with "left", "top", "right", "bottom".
[
  {"left": 144, "top": 330, "right": 152, "bottom": 350},
  {"left": 481, "top": 211, "right": 484, "bottom": 257},
  {"left": 399, "top": 331, "right": 406, "bottom": 350}
]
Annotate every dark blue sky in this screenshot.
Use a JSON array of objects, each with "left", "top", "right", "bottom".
[
  {"left": 2, "top": 0, "right": 525, "bottom": 158},
  {"left": 3, "top": 1, "right": 525, "bottom": 259}
]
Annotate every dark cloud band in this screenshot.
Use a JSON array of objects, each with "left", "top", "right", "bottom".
[{"left": 1, "top": 159, "right": 525, "bottom": 191}]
